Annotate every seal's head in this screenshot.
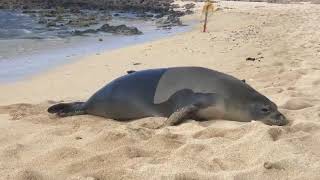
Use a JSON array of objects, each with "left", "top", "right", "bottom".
[
  {"left": 248, "top": 96, "right": 288, "bottom": 126},
  {"left": 224, "top": 91, "right": 288, "bottom": 126}
]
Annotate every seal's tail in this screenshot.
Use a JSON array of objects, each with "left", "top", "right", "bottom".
[{"left": 47, "top": 102, "right": 86, "bottom": 117}]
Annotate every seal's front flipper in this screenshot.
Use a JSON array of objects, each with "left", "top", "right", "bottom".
[
  {"left": 162, "top": 104, "right": 199, "bottom": 127},
  {"left": 47, "top": 102, "right": 86, "bottom": 117},
  {"left": 159, "top": 91, "right": 227, "bottom": 128}
]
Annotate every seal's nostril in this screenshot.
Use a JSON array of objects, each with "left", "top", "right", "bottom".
[
  {"left": 272, "top": 113, "right": 288, "bottom": 126},
  {"left": 279, "top": 114, "right": 288, "bottom": 125},
  {"left": 276, "top": 113, "right": 284, "bottom": 120},
  {"left": 279, "top": 115, "right": 284, "bottom": 121}
]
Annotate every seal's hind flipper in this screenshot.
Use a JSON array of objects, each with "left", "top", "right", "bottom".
[{"left": 47, "top": 102, "right": 86, "bottom": 117}]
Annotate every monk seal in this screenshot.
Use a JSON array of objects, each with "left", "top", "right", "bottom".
[{"left": 48, "top": 67, "right": 288, "bottom": 126}]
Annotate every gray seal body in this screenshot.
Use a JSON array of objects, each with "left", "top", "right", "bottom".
[{"left": 48, "top": 67, "right": 288, "bottom": 126}]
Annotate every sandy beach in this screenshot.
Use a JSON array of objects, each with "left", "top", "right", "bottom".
[{"left": 0, "top": 1, "right": 320, "bottom": 179}]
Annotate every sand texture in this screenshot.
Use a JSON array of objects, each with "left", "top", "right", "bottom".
[{"left": 0, "top": 1, "right": 320, "bottom": 180}]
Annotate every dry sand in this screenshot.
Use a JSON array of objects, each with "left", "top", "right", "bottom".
[{"left": 0, "top": 1, "right": 320, "bottom": 180}]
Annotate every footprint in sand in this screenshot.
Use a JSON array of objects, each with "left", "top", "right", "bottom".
[
  {"left": 86, "top": 130, "right": 135, "bottom": 152},
  {"left": 144, "top": 130, "right": 185, "bottom": 152},
  {"left": 67, "top": 176, "right": 98, "bottom": 180},
  {"left": 261, "top": 87, "right": 284, "bottom": 95},
  {"left": 1, "top": 143, "right": 25, "bottom": 160},
  {"left": 312, "top": 79, "right": 320, "bottom": 86},
  {"left": 173, "top": 172, "right": 204, "bottom": 180},
  {"left": 272, "top": 61, "right": 284, "bottom": 67},
  {"left": 280, "top": 98, "right": 314, "bottom": 110},
  {"left": 34, "top": 147, "right": 87, "bottom": 164},
  {"left": 0, "top": 103, "right": 48, "bottom": 120},
  {"left": 263, "top": 161, "right": 285, "bottom": 170},
  {"left": 268, "top": 128, "right": 283, "bottom": 141},
  {"left": 192, "top": 127, "right": 247, "bottom": 141},
  {"left": 289, "top": 122, "right": 320, "bottom": 133},
  {"left": 12, "top": 169, "right": 44, "bottom": 180},
  {"left": 174, "top": 144, "right": 207, "bottom": 158},
  {"left": 111, "top": 146, "right": 151, "bottom": 159}
]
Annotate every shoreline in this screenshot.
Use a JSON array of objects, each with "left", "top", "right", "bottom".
[
  {"left": 0, "top": 9, "right": 196, "bottom": 84},
  {"left": 0, "top": 23, "right": 198, "bottom": 105},
  {"left": 0, "top": 7, "right": 200, "bottom": 104},
  {"left": 0, "top": 1, "right": 320, "bottom": 179}
]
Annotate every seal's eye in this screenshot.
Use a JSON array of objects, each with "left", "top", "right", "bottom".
[{"left": 261, "top": 107, "right": 270, "bottom": 113}]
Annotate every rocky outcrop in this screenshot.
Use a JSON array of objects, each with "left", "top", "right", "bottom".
[
  {"left": 22, "top": 8, "right": 113, "bottom": 29},
  {"left": 0, "top": 0, "right": 174, "bottom": 13},
  {"left": 73, "top": 29, "right": 98, "bottom": 35},
  {"left": 183, "top": 3, "right": 195, "bottom": 10},
  {"left": 98, "top": 24, "right": 142, "bottom": 35},
  {"left": 156, "top": 13, "right": 183, "bottom": 29},
  {"left": 1, "top": 0, "right": 187, "bottom": 37},
  {"left": 73, "top": 24, "right": 142, "bottom": 36}
]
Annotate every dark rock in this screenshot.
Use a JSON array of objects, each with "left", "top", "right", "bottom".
[
  {"left": 156, "top": 14, "right": 182, "bottom": 28},
  {"left": 46, "top": 21, "right": 57, "bottom": 27},
  {"left": 0, "top": 0, "right": 174, "bottom": 13},
  {"left": 72, "top": 23, "right": 142, "bottom": 36},
  {"left": 75, "top": 136, "right": 82, "bottom": 140},
  {"left": 146, "top": 14, "right": 154, "bottom": 18},
  {"left": 70, "top": 7, "right": 81, "bottom": 13},
  {"left": 171, "top": 4, "right": 180, "bottom": 8},
  {"left": 167, "top": 14, "right": 182, "bottom": 25},
  {"left": 154, "top": 13, "right": 165, "bottom": 18},
  {"left": 84, "top": 29, "right": 98, "bottom": 33},
  {"left": 246, "top": 56, "right": 263, "bottom": 62},
  {"left": 22, "top": 10, "right": 37, "bottom": 14},
  {"left": 100, "top": 14, "right": 112, "bottom": 21},
  {"left": 56, "top": 6, "right": 65, "bottom": 14},
  {"left": 43, "top": 13, "right": 56, "bottom": 18},
  {"left": 183, "top": 3, "right": 195, "bottom": 10},
  {"left": 136, "top": 13, "right": 154, "bottom": 18},
  {"left": 127, "top": 70, "right": 136, "bottom": 74},
  {"left": 55, "top": 15, "right": 64, "bottom": 22},
  {"left": 47, "top": 10, "right": 60, "bottom": 17},
  {"left": 67, "top": 18, "right": 98, "bottom": 27},
  {"left": 185, "top": 10, "right": 194, "bottom": 15},
  {"left": 181, "top": 0, "right": 205, "bottom": 1},
  {"left": 22, "top": 5, "right": 30, "bottom": 9},
  {"left": 98, "top": 24, "right": 142, "bottom": 35},
  {"left": 73, "top": 29, "right": 98, "bottom": 36},
  {"left": 88, "top": 15, "right": 97, "bottom": 21},
  {"left": 38, "top": 18, "right": 47, "bottom": 24},
  {"left": 246, "top": 57, "right": 256, "bottom": 61},
  {"left": 113, "top": 13, "right": 120, "bottom": 16},
  {"left": 170, "top": 10, "right": 185, "bottom": 17}
]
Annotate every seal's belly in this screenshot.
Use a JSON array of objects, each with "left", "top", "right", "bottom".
[{"left": 196, "top": 106, "right": 226, "bottom": 120}]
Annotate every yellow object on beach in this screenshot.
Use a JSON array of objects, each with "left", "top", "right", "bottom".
[
  {"left": 202, "top": 0, "right": 215, "bottom": 15},
  {"left": 202, "top": 0, "right": 215, "bottom": 32}
]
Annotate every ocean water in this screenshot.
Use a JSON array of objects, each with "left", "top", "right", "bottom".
[{"left": 0, "top": 10, "right": 192, "bottom": 83}]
